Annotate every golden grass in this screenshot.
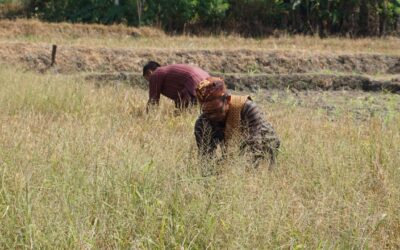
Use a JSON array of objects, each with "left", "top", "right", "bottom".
[
  {"left": 0, "top": 19, "right": 400, "bottom": 55},
  {"left": 0, "top": 19, "right": 165, "bottom": 39},
  {"left": 0, "top": 66, "right": 399, "bottom": 248}
]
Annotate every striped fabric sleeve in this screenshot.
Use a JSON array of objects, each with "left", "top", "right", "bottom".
[
  {"left": 194, "top": 115, "right": 217, "bottom": 157},
  {"left": 240, "top": 100, "right": 280, "bottom": 164},
  {"left": 194, "top": 100, "right": 280, "bottom": 165},
  {"left": 194, "top": 114, "right": 224, "bottom": 158},
  {"left": 148, "top": 71, "right": 163, "bottom": 104}
]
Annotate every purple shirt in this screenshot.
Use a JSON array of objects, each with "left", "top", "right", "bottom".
[{"left": 149, "top": 64, "right": 210, "bottom": 105}]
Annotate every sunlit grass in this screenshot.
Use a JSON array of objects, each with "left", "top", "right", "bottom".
[
  {"left": 3, "top": 35, "right": 400, "bottom": 55},
  {"left": 0, "top": 66, "right": 399, "bottom": 248},
  {"left": 1, "top": 19, "right": 400, "bottom": 55}
]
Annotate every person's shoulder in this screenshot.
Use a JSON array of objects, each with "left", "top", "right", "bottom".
[
  {"left": 244, "top": 95, "right": 252, "bottom": 101},
  {"left": 195, "top": 113, "right": 208, "bottom": 123},
  {"left": 194, "top": 114, "right": 209, "bottom": 130},
  {"left": 242, "top": 97, "right": 262, "bottom": 116},
  {"left": 242, "top": 96, "right": 254, "bottom": 108}
]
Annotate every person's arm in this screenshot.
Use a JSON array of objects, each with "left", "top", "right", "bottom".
[
  {"left": 147, "top": 72, "right": 163, "bottom": 106},
  {"left": 241, "top": 100, "right": 280, "bottom": 166},
  {"left": 194, "top": 115, "right": 219, "bottom": 159}
]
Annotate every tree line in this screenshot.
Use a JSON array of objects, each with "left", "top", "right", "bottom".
[{"left": 5, "top": 0, "right": 400, "bottom": 37}]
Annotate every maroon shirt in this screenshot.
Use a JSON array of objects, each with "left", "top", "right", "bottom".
[{"left": 148, "top": 64, "right": 210, "bottom": 105}]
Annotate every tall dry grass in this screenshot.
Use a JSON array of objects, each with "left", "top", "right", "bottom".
[
  {"left": 0, "top": 66, "right": 399, "bottom": 248},
  {"left": 1, "top": 19, "right": 400, "bottom": 55}
]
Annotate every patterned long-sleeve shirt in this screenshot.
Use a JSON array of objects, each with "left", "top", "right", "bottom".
[
  {"left": 194, "top": 100, "right": 280, "bottom": 166},
  {"left": 149, "top": 64, "right": 210, "bottom": 106}
]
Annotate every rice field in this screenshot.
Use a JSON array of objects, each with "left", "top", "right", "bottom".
[{"left": 0, "top": 66, "right": 399, "bottom": 248}]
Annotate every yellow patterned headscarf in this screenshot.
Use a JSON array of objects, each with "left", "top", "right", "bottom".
[{"left": 195, "top": 77, "right": 227, "bottom": 103}]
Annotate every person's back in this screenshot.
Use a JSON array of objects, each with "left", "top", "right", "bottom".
[{"left": 144, "top": 62, "right": 210, "bottom": 109}]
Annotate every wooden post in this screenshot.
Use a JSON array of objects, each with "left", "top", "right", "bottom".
[{"left": 51, "top": 44, "right": 57, "bottom": 67}]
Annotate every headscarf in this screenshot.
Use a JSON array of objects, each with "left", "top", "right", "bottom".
[
  {"left": 196, "top": 77, "right": 227, "bottom": 103},
  {"left": 196, "top": 77, "right": 228, "bottom": 114}
]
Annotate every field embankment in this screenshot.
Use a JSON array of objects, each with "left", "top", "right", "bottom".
[
  {"left": 1, "top": 41, "right": 400, "bottom": 93},
  {"left": 1, "top": 42, "right": 400, "bottom": 75},
  {"left": 1, "top": 20, "right": 400, "bottom": 93}
]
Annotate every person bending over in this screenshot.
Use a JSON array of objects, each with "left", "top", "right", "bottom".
[
  {"left": 143, "top": 61, "right": 210, "bottom": 110},
  {"left": 194, "top": 77, "right": 280, "bottom": 169}
]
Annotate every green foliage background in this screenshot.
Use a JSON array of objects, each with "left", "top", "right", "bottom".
[{"left": 3, "top": 0, "right": 400, "bottom": 36}]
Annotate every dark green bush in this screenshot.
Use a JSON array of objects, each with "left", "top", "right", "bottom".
[{"left": 7, "top": 0, "right": 400, "bottom": 36}]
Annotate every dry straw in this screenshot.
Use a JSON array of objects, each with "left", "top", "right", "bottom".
[{"left": 0, "top": 66, "right": 399, "bottom": 248}]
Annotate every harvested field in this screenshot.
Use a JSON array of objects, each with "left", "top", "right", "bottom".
[
  {"left": 1, "top": 20, "right": 400, "bottom": 54},
  {"left": 1, "top": 41, "right": 399, "bottom": 93},
  {"left": 1, "top": 20, "right": 400, "bottom": 93},
  {"left": 1, "top": 42, "right": 400, "bottom": 75},
  {"left": 86, "top": 72, "right": 400, "bottom": 94}
]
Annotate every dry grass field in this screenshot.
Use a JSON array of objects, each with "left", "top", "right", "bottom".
[
  {"left": 0, "top": 20, "right": 400, "bottom": 248},
  {"left": 1, "top": 19, "right": 400, "bottom": 54}
]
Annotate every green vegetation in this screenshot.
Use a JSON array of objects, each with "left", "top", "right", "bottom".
[
  {"left": 3, "top": 0, "right": 400, "bottom": 36},
  {"left": 1, "top": 66, "right": 399, "bottom": 248}
]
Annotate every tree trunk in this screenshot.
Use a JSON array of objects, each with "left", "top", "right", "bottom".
[
  {"left": 370, "top": 0, "right": 380, "bottom": 36},
  {"left": 358, "top": 0, "right": 369, "bottom": 36},
  {"left": 137, "top": 0, "right": 143, "bottom": 25},
  {"left": 379, "top": 0, "right": 387, "bottom": 36}
]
